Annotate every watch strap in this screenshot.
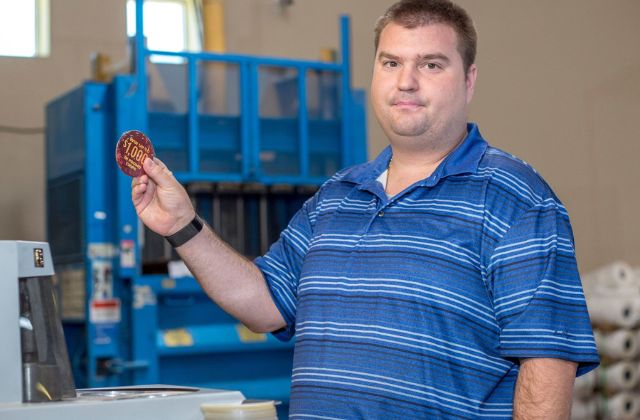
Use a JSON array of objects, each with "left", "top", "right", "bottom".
[{"left": 165, "top": 214, "right": 204, "bottom": 247}]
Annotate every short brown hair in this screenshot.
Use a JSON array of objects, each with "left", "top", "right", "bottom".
[{"left": 374, "top": 0, "right": 477, "bottom": 73}]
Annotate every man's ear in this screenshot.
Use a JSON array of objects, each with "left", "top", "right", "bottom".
[{"left": 465, "top": 64, "right": 477, "bottom": 104}]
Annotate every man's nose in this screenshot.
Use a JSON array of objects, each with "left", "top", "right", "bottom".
[{"left": 397, "top": 65, "right": 418, "bottom": 91}]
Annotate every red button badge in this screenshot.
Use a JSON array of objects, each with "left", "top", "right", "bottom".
[{"left": 115, "top": 130, "right": 155, "bottom": 177}]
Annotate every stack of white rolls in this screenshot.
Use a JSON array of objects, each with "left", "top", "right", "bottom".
[{"left": 573, "top": 261, "right": 640, "bottom": 420}]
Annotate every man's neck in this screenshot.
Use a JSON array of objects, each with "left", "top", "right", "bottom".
[{"left": 385, "top": 127, "right": 467, "bottom": 196}]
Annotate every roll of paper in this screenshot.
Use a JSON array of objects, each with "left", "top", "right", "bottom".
[
  {"left": 571, "top": 398, "right": 596, "bottom": 420},
  {"left": 588, "top": 297, "right": 640, "bottom": 329},
  {"left": 582, "top": 261, "right": 638, "bottom": 297},
  {"left": 594, "top": 329, "right": 640, "bottom": 360},
  {"left": 598, "top": 392, "right": 640, "bottom": 420},
  {"left": 598, "top": 362, "right": 639, "bottom": 393}
]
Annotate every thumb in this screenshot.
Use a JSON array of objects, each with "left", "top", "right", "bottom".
[{"left": 143, "top": 157, "right": 176, "bottom": 189}]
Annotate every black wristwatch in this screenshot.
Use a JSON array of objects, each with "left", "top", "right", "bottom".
[{"left": 164, "top": 214, "right": 204, "bottom": 247}]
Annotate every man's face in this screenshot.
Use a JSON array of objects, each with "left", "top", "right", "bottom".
[{"left": 371, "top": 22, "right": 476, "bottom": 145}]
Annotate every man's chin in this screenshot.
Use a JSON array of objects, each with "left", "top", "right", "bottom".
[{"left": 389, "top": 124, "right": 430, "bottom": 138}]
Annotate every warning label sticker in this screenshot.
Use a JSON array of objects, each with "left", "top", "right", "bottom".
[{"left": 90, "top": 298, "right": 121, "bottom": 324}]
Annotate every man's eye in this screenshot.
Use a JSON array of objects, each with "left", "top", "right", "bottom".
[
  {"left": 383, "top": 61, "right": 398, "bottom": 68},
  {"left": 426, "top": 63, "right": 439, "bottom": 70}
]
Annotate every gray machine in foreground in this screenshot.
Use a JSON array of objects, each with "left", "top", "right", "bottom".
[{"left": 0, "top": 241, "right": 245, "bottom": 420}]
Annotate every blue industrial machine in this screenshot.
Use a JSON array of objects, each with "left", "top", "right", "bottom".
[{"left": 45, "top": 1, "right": 367, "bottom": 416}]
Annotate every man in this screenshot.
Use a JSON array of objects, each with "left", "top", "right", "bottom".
[{"left": 132, "top": 0, "right": 599, "bottom": 418}]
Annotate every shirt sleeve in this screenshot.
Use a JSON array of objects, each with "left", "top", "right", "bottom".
[
  {"left": 487, "top": 202, "right": 600, "bottom": 376},
  {"left": 254, "top": 196, "right": 316, "bottom": 341}
]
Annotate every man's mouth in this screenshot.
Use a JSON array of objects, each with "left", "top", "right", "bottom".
[{"left": 392, "top": 100, "right": 424, "bottom": 109}]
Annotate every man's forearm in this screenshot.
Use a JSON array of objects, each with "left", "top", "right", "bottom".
[
  {"left": 175, "top": 224, "right": 286, "bottom": 333},
  {"left": 513, "top": 358, "right": 577, "bottom": 420}
]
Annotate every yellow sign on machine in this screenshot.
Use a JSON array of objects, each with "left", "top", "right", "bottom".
[{"left": 163, "top": 328, "right": 194, "bottom": 347}]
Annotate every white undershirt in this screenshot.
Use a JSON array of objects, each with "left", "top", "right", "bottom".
[{"left": 377, "top": 169, "right": 392, "bottom": 198}]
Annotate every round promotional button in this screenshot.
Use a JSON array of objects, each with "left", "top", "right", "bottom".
[{"left": 115, "top": 130, "right": 155, "bottom": 177}]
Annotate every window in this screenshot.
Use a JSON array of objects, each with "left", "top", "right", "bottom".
[
  {"left": 126, "top": 0, "right": 201, "bottom": 64},
  {"left": 0, "top": 0, "right": 50, "bottom": 58}
]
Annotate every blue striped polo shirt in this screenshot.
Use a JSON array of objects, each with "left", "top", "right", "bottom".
[{"left": 254, "top": 123, "right": 599, "bottom": 419}]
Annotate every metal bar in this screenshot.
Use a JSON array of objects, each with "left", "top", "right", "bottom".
[
  {"left": 188, "top": 58, "right": 199, "bottom": 173},
  {"left": 174, "top": 172, "right": 330, "bottom": 185},
  {"left": 236, "top": 195, "right": 245, "bottom": 254},
  {"left": 131, "top": 282, "right": 159, "bottom": 384},
  {"left": 113, "top": 76, "right": 146, "bottom": 280},
  {"left": 297, "top": 65, "right": 309, "bottom": 177},
  {"left": 257, "top": 175, "right": 330, "bottom": 185},
  {"left": 135, "top": 0, "right": 147, "bottom": 110},
  {"left": 259, "top": 193, "right": 268, "bottom": 254},
  {"left": 240, "top": 62, "right": 251, "bottom": 178},
  {"left": 340, "top": 15, "right": 352, "bottom": 167},
  {"left": 213, "top": 192, "right": 221, "bottom": 233},
  {"left": 175, "top": 172, "right": 244, "bottom": 183},
  {"left": 250, "top": 64, "right": 261, "bottom": 179},
  {"left": 145, "top": 49, "right": 341, "bottom": 70},
  {"left": 83, "top": 86, "right": 97, "bottom": 387},
  {"left": 156, "top": 324, "right": 292, "bottom": 356}
]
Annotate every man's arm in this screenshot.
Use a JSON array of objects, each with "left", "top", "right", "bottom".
[
  {"left": 132, "top": 157, "right": 286, "bottom": 333},
  {"left": 513, "top": 358, "right": 577, "bottom": 420},
  {"left": 174, "top": 224, "right": 286, "bottom": 333}
]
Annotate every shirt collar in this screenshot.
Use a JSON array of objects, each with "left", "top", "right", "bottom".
[{"left": 342, "top": 122, "right": 488, "bottom": 188}]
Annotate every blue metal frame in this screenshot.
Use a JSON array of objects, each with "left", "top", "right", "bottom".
[
  {"left": 139, "top": 49, "right": 350, "bottom": 184},
  {"left": 46, "top": 1, "right": 367, "bottom": 413},
  {"left": 340, "top": 16, "right": 353, "bottom": 167}
]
